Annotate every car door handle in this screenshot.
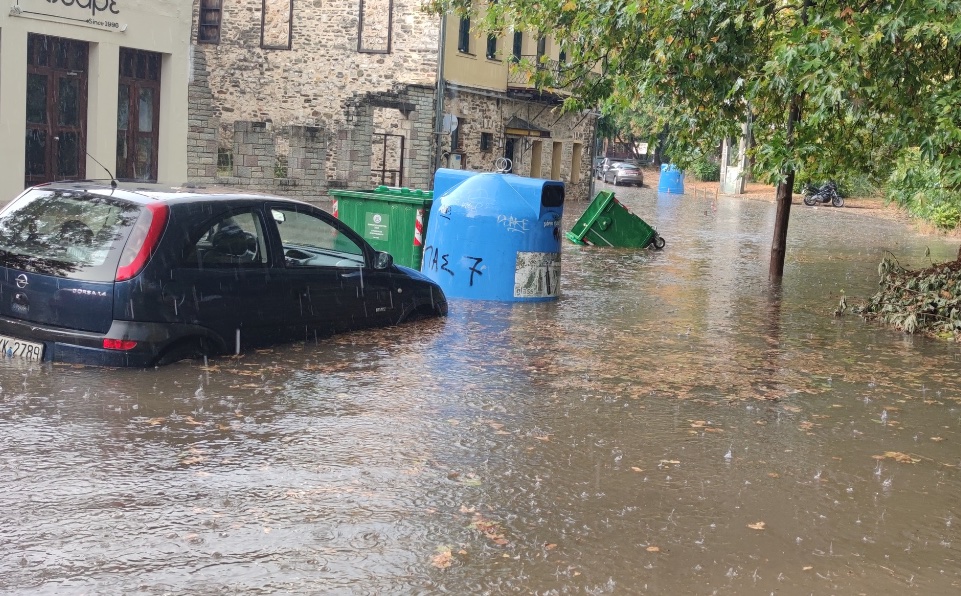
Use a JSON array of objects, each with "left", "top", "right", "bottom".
[{"left": 340, "top": 271, "right": 362, "bottom": 279}]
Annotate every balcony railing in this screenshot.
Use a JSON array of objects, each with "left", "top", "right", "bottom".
[{"left": 507, "top": 55, "right": 598, "bottom": 94}]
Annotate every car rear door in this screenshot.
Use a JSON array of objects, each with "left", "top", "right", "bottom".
[{"left": 163, "top": 205, "right": 291, "bottom": 350}]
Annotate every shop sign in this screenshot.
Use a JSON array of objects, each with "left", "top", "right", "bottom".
[{"left": 10, "top": 0, "right": 128, "bottom": 32}]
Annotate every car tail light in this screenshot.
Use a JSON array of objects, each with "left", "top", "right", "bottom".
[
  {"left": 103, "top": 338, "right": 138, "bottom": 350},
  {"left": 116, "top": 203, "right": 168, "bottom": 281}
]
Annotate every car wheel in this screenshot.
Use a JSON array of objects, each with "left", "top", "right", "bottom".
[
  {"left": 153, "top": 337, "right": 212, "bottom": 367},
  {"left": 613, "top": 175, "right": 620, "bottom": 186}
]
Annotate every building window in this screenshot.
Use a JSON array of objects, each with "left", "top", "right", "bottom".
[
  {"left": 559, "top": 48, "right": 567, "bottom": 63},
  {"left": 197, "top": 0, "right": 223, "bottom": 44},
  {"left": 480, "top": 132, "right": 493, "bottom": 151},
  {"left": 486, "top": 35, "right": 497, "bottom": 60},
  {"left": 457, "top": 17, "right": 471, "bottom": 53},
  {"left": 117, "top": 49, "right": 162, "bottom": 182},
  {"left": 536, "top": 36, "right": 546, "bottom": 61},
  {"left": 261, "top": 0, "right": 293, "bottom": 50},
  {"left": 358, "top": 0, "right": 393, "bottom": 53},
  {"left": 512, "top": 31, "right": 523, "bottom": 61},
  {"left": 25, "top": 34, "right": 88, "bottom": 187}
]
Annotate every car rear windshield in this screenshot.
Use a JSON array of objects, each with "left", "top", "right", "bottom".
[{"left": 0, "top": 188, "right": 142, "bottom": 282}]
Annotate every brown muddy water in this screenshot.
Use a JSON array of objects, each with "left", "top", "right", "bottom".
[{"left": 2, "top": 186, "right": 961, "bottom": 595}]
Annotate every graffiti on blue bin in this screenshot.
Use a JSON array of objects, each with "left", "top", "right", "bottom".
[{"left": 424, "top": 246, "right": 486, "bottom": 287}]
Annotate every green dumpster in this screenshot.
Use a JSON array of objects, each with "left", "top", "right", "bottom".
[
  {"left": 565, "top": 191, "right": 665, "bottom": 249},
  {"left": 329, "top": 186, "right": 433, "bottom": 269}
]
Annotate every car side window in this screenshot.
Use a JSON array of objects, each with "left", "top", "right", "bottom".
[
  {"left": 271, "top": 207, "right": 366, "bottom": 268},
  {"left": 183, "top": 211, "right": 268, "bottom": 268}
]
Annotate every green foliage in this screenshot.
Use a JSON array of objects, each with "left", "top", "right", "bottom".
[
  {"left": 690, "top": 156, "right": 721, "bottom": 182},
  {"left": 886, "top": 149, "right": 961, "bottom": 229},
  {"left": 429, "top": 0, "right": 961, "bottom": 238},
  {"left": 856, "top": 255, "right": 961, "bottom": 340}
]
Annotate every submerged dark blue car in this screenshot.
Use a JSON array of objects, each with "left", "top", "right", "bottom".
[{"left": 0, "top": 183, "right": 447, "bottom": 367}]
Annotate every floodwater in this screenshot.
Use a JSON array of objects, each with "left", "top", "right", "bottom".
[{"left": 2, "top": 184, "right": 961, "bottom": 595}]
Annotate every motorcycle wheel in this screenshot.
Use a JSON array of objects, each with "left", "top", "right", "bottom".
[
  {"left": 832, "top": 195, "right": 844, "bottom": 207},
  {"left": 803, "top": 194, "right": 817, "bottom": 206}
]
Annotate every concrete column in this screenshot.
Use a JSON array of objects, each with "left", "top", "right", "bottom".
[
  {"left": 0, "top": 27, "right": 30, "bottom": 202},
  {"left": 87, "top": 41, "right": 119, "bottom": 182},
  {"left": 157, "top": 49, "right": 189, "bottom": 186}
]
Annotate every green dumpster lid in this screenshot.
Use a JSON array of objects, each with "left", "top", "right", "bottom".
[{"left": 330, "top": 186, "right": 433, "bottom": 204}]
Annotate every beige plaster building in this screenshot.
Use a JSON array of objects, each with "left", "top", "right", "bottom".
[
  {"left": 0, "top": 0, "right": 192, "bottom": 202},
  {"left": 440, "top": 12, "right": 597, "bottom": 200}
]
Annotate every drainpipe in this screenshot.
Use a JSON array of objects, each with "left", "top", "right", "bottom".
[
  {"left": 432, "top": 14, "right": 448, "bottom": 185},
  {"left": 588, "top": 109, "right": 599, "bottom": 198}
]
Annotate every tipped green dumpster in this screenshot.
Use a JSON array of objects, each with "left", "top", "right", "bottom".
[
  {"left": 566, "top": 191, "right": 665, "bottom": 249},
  {"left": 329, "top": 186, "right": 433, "bottom": 269}
]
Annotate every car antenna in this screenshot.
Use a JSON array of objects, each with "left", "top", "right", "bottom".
[
  {"left": 74, "top": 140, "right": 118, "bottom": 188},
  {"left": 87, "top": 151, "right": 118, "bottom": 189}
]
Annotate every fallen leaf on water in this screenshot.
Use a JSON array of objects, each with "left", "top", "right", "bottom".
[
  {"left": 646, "top": 546, "right": 660, "bottom": 552},
  {"left": 767, "top": 472, "right": 780, "bottom": 478},
  {"left": 931, "top": 437, "right": 945, "bottom": 442},
  {"left": 545, "top": 543, "right": 557, "bottom": 550},
  {"left": 534, "top": 435, "right": 552, "bottom": 442},
  {"left": 748, "top": 522, "right": 766, "bottom": 530},
  {"left": 431, "top": 547, "right": 452, "bottom": 569},
  {"left": 803, "top": 565, "right": 813, "bottom": 571},
  {"left": 631, "top": 467, "right": 645, "bottom": 472},
  {"left": 878, "top": 451, "right": 921, "bottom": 464},
  {"left": 147, "top": 417, "right": 165, "bottom": 425},
  {"left": 782, "top": 405, "right": 802, "bottom": 413},
  {"left": 660, "top": 460, "right": 681, "bottom": 465}
]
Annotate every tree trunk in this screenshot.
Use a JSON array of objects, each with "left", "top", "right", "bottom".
[{"left": 769, "top": 96, "right": 803, "bottom": 279}]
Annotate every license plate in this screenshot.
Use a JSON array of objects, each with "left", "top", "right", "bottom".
[{"left": 0, "top": 334, "right": 45, "bottom": 362}]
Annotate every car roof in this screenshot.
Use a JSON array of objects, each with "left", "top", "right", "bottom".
[{"left": 33, "top": 181, "right": 311, "bottom": 208}]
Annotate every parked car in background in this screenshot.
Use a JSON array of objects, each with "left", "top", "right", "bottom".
[
  {"left": 602, "top": 162, "right": 645, "bottom": 187},
  {"left": 0, "top": 183, "right": 447, "bottom": 367},
  {"left": 593, "top": 157, "right": 606, "bottom": 180}
]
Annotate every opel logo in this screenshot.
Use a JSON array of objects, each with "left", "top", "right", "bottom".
[{"left": 15, "top": 274, "right": 28, "bottom": 289}]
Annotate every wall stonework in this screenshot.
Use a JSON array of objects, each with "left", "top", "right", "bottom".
[
  {"left": 186, "top": 1, "right": 597, "bottom": 201},
  {"left": 188, "top": 0, "right": 440, "bottom": 198},
  {"left": 441, "top": 90, "right": 597, "bottom": 201},
  {"left": 187, "top": 45, "right": 220, "bottom": 183}
]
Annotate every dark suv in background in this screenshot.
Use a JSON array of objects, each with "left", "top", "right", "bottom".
[{"left": 0, "top": 183, "right": 447, "bottom": 367}]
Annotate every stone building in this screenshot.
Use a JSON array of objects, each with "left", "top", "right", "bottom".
[
  {"left": 187, "top": 0, "right": 597, "bottom": 203},
  {"left": 187, "top": 0, "right": 439, "bottom": 203}
]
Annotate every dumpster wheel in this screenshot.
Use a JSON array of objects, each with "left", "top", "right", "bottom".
[{"left": 652, "top": 234, "right": 666, "bottom": 250}]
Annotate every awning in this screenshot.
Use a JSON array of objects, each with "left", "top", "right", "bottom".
[{"left": 504, "top": 116, "right": 552, "bottom": 138}]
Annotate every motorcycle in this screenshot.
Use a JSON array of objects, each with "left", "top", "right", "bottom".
[{"left": 802, "top": 181, "right": 844, "bottom": 207}]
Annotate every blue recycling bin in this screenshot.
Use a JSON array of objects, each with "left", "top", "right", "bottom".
[
  {"left": 658, "top": 164, "right": 685, "bottom": 194},
  {"left": 433, "top": 168, "right": 476, "bottom": 198},
  {"left": 422, "top": 170, "right": 565, "bottom": 302}
]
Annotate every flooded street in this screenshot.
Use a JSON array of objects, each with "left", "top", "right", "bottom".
[{"left": 3, "top": 185, "right": 961, "bottom": 594}]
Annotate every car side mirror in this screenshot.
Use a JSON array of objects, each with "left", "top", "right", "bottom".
[
  {"left": 271, "top": 209, "right": 286, "bottom": 224},
  {"left": 373, "top": 251, "right": 393, "bottom": 270}
]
